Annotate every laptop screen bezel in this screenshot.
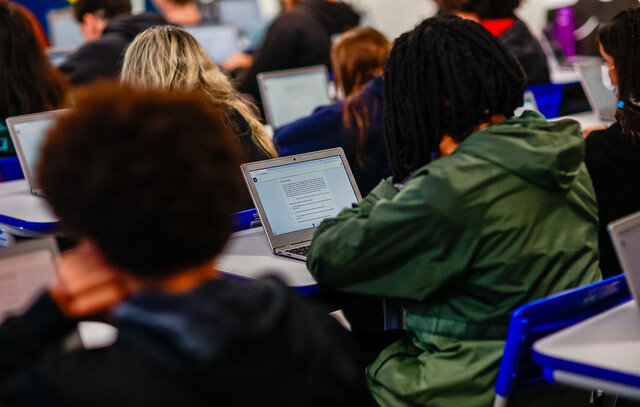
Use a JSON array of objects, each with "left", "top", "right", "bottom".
[
  {"left": 6, "top": 109, "right": 70, "bottom": 194},
  {"left": 257, "top": 65, "right": 330, "bottom": 129},
  {"left": 240, "top": 147, "right": 362, "bottom": 251}
]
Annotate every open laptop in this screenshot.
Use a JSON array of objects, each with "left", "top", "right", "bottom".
[
  {"left": 609, "top": 210, "right": 640, "bottom": 305},
  {"left": 0, "top": 237, "right": 59, "bottom": 322},
  {"left": 257, "top": 65, "right": 332, "bottom": 129},
  {"left": 183, "top": 24, "right": 240, "bottom": 64},
  {"left": 240, "top": 148, "right": 361, "bottom": 261},
  {"left": 46, "top": 7, "right": 84, "bottom": 50},
  {"left": 574, "top": 60, "right": 618, "bottom": 123},
  {"left": 6, "top": 109, "right": 70, "bottom": 196},
  {"left": 218, "top": 0, "right": 263, "bottom": 33}
]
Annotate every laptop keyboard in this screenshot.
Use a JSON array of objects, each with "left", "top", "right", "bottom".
[{"left": 285, "top": 245, "right": 310, "bottom": 257}]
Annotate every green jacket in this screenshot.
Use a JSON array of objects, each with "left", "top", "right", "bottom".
[{"left": 307, "top": 112, "right": 601, "bottom": 407}]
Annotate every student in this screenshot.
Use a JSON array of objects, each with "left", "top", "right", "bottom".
[
  {"left": 59, "top": 0, "right": 167, "bottom": 85},
  {"left": 0, "top": 1, "right": 68, "bottom": 182},
  {"left": 229, "top": 0, "right": 360, "bottom": 109},
  {"left": 307, "top": 15, "right": 600, "bottom": 406},
  {"left": 121, "top": 25, "right": 276, "bottom": 162},
  {"left": 0, "top": 84, "right": 374, "bottom": 406},
  {"left": 274, "top": 26, "right": 391, "bottom": 195},
  {"left": 585, "top": 7, "right": 640, "bottom": 278},
  {"left": 436, "top": 0, "right": 550, "bottom": 85},
  {"left": 151, "top": 0, "right": 201, "bottom": 26}
]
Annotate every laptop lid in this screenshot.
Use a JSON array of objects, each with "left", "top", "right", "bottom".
[
  {"left": 0, "top": 237, "right": 59, "bottom": 322},
  {"left": 608, "top": 210, "right": 640, "bottom": 305},
  {"left": 575, "top": 61, "right": 618, "bottom": 122},
  {"left": 46, "top": 7, "right": 84, "bottom": 50},
  {"left": 6, "top": 109, "right": 70, "bottom": 195},
  {"left": 183, "top": 24, "right": 240, "bottom": 64},
  {"left": 257, "top": 65, "right": 332, "bottom": 129},
  {"left": 218, "top": 0, "right": 262, "bottom": 33},
  {"left": 240, "top": 148, "right": 361, "bottom": 252}
]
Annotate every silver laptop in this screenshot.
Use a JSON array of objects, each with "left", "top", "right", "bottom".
[
  {"left": 183, "top": 24, "right": 240, "bottom": 64},
  {"left": 6, "top": 109, "right": 70, "bottom": 196},
  {"left": 240, "top": 148, "right": 361, "bottom": 261},
  {"left": 257, "top": 65, "right": 332, "bottom": 129},
  {"left": 218, "top": 0, "right": 263, "bottom": 33},
  {"left": 575, "top": 60, "right": 618, "bottom": 123},
  {"left": 0, "top": 237, "right": 59, "bottom": 322},
  {"left": 46, "top": 7, "right": 84, "bottom": 50},
  {"left": 609, "top": 210, "right": 640, "bottom": 305}
]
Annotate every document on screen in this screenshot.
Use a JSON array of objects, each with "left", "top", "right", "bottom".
[{"left": 279, "top": 171, "right": 337, "bottom": 227}]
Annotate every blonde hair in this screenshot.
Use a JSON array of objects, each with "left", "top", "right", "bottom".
[{"left": 121, "top": 25, "right": 276, "bottom": 158}]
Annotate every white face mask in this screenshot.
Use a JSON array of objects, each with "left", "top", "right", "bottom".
[{"left": 601, "top": 64, "right": 619, "bottom": 99}]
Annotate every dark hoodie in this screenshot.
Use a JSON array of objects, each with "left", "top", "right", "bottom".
[
  {"left": 60, "top": 13, "right": 168, "bottom": 85},
  {"left": 238, "top": 0, "right": 360, "bottom": 108},
  {"left": 0, "top": 277, "right": 375, "bottom": 406}
]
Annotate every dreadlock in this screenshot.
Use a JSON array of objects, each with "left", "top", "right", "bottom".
[
  {"left": 383, "top": 15, "right": 526, "bottom": 182},
  {"left": 599, "top": 7, "right": 640, "bottom": 141}
]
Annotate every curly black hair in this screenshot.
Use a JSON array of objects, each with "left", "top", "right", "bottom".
[
  {"left": 39, "top": 83, "right": 244, "bottom": 278},
  {"left": 383, "top": 15, "right": 526, "bottom": 181}
]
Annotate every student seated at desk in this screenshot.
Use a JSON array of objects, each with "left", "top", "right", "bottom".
[
  {"left": 585, "top": 7, "right": 640, "bottom": 278},
  {"left": 307, "top": 15, "right": 601, "bottom": 406},
  {"left": 274, "top": 26, "right": 391, "bottom": 195},
  {"left": 0, "top": 84, "right": 373, "bottom": 406},
  {"left": 0, "top": 1, "right": 68, "bottom": 182},
  {"left": 121, "top": 26, "right": 276, "bottom": 163}
]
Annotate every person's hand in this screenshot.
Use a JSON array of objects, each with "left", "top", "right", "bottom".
[
  {"left": 222, "top": 52, "right": 253, "bottom": 72},
  {"left": 50, "top": 240, "right": 131, "bottom": 319}
]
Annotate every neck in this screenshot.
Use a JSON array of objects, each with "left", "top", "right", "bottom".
[{"left": 126, "top": 260, "right": 221, "bottom": 294}]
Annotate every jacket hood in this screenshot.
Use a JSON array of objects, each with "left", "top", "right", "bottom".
[
  {"left": 299, "top": 0, "right": 360, "bottom": 35},
  {"left": 103, "top": 12, "right": 168, "bottom": 41},
  {"left": 455, "top": 111, "right": 585, "bottom": 191}
]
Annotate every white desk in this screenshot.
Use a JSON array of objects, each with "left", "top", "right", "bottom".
[
  {"left": 553, "top": 111, "right": 608, "bottom": 130},
  {"left": 533, "top": 300, "right": 640, "bottom": 399},
  {"left": 0, "top": 182, "right": 58, "bottom": 237},
  {"left": 217, "top": 226, "right": 318, "bottom": 293}
]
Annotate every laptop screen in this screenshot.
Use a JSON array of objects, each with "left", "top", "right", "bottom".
[
  {"left": 184, "top": 25, "right": 239, "bottom": 64},
  {"left": 12, "top": 118, "right": 55, "bottom": 186},
  {"left": 249, "top": 154, "right": 358, "bottom": 236},
  {"left": 46, "top": 8, "right": 84, "bottom": 49},
  {"left": 219, "top": 0, "right": 262, "bottom": 33},
  {"left": 579, "top": 63, "right": 617, "bottom": 120},
  {"left": 259, "top": 67, "right": 331, "bottom": 128}
]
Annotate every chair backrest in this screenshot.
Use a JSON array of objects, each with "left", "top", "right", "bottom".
[{"left": 494, "top": 275, "right": 630, "bottom": 406}]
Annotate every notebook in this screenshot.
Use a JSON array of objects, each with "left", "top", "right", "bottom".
[
  {"left": 257, "top": 65, "right": 332, "bottom": 129},
  {"left": 0, "top": 237, "right": 59, "bottom": 322},
  {"left": 183, "top": 24, "right": 240, "bottom": 64},
  {"left": 609, "top": 210, "right": 640, "bottom": 306},
  {"left": 6, "top": 109, "right": 70, "bottom": 196},
  {"left": 574, "top": 60, "right": 618, "bottom": 123},
  {"left": 240, "top": 148, "right": 361, "bottom": 261}
]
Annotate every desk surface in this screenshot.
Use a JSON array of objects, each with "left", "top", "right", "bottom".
[
  {"left": 553, "top": 111, "right": 610, "bottom": 130},
  {"left": 0, "top": 185, "right": 58, "bottom": 232},
  {"left": 533, "top": 300, "right": 640, "bottom": 397},
  {"left": 217, "top": 227, "right": 317, "bottom": 290}
]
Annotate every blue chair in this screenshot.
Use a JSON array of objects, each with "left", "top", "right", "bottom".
[
  {"left": 493, "top": 275, "right": 631, "bottom": 407},
  {"left": 233, "top": 208, "right": 261, "bottom": 231}
]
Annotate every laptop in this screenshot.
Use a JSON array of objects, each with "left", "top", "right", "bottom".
[
  {"left": 0, "top": 237, "right": 59, "bottom": 322},
  {"left": 257, "top": 65, "right": 332, "bottom": 129},
  {"left": 183, "top": 24, "right": 240, "bottom": 64},
  {"left": 46, "top": 7, "right": 84, "bottom": 50},
  {"left": 240, "top": 148, "right": 361, "bottom": 261},
  {"left": 609, "top": 210, "right": 640, "bottom": 305},
  {"left": 6, "top": 109, "right": 70, "bottom": 196},
  {"left": 46, "top": 47, "right": 75, "bottom": 67},
  {"left": 218, "top": 0, "right": 263, "bottom": 33},
  {"left": 574, "top": 60, "right": 618, "bottom": 123}
]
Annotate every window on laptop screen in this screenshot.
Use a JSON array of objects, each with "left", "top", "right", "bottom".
[
  {"left": 13, "top": 118, "right": 55, "bottom": 184},
  {"left": 249, "top": 155, "right": 358, "bottom": 236},
  {"left": 183, "top": 25, "right": 239, "bottom": 64},
  {"left": 262, "top": 70, "right": 331, "bottom": 128}
]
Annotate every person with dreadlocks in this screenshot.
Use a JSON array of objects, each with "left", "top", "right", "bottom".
[
  {"left": 585, "top": 7, "right": 640, "bottom": 279},
  {"left": 307, "top": 15, "right": 600, "bottom": 406}
]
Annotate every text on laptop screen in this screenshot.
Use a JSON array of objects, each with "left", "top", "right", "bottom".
[
  {"left": 250, "top": 155, "right": 358, "bottom": 236},
  {"left": 184, "top": 25, "right": 239, "bottom": 63},
  {"left": 262, "top": 70, "right": 331, "bottom": 128},
  {"left": 14, "top": 118, "right": 55, "bottom": 183}
]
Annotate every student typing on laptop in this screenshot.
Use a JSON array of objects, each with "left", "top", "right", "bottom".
[
  {"left": 307, "top": 15, "right": 601, "bottom": 406},
  {"left": 0, "top": 84, "right": 373, "bottom": 407}
]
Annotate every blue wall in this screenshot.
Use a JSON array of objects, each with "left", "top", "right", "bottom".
[{"left": 14, "top": 0, "right": 71, "bottom": 34}]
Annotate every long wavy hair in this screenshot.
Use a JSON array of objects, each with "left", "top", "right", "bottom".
[
  {"left": 121, "top": 25, "right": 276, "bottom": 157},
  {"left": 0, "top": 1, "right": 68, "bottom": 119},
  {"left": 331, "top": 26, "right": 390, "bottom": 168}
]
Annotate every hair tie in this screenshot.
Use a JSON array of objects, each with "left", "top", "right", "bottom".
[{"left": 618, "top": 101, "right": 625, "bottom": 109}]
